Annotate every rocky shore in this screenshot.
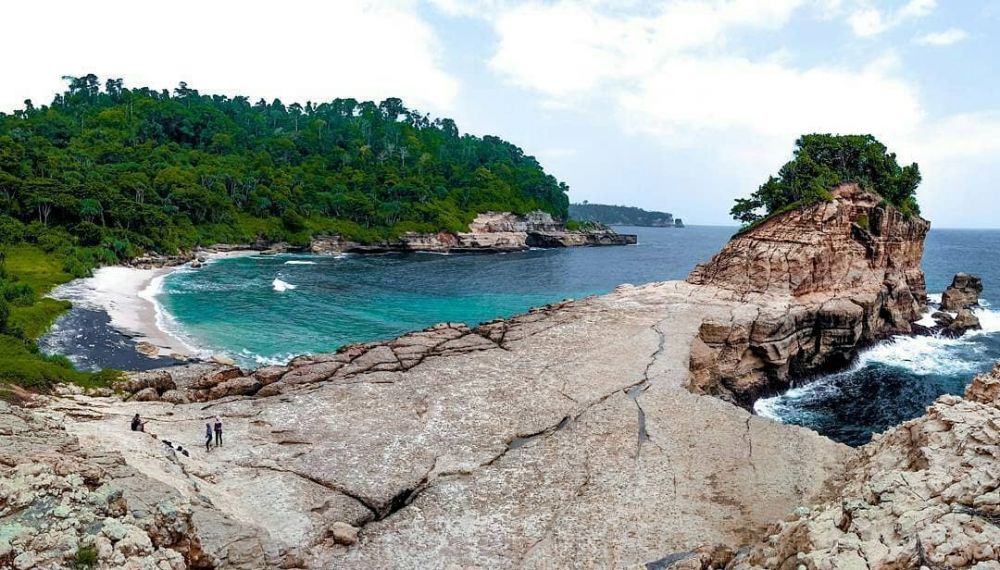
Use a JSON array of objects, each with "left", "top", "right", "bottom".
[
  {"left": 4, "top": 185, "right": 998, "bottom": 568},
  {"left": 128, "top": 211, "right": 636, "bottom": 269}
]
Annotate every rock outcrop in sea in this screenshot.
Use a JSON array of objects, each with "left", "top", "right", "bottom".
[
  {"left": 4, "top": 183, "right": 997, "bottom": 568},
  {"left": 687, "top": 183, "right": 929, "bottom": 405}
]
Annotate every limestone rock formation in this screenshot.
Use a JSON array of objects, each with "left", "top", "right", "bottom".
[
  {"left": 942, "top": 272, "right": 984, "bottom": 311},
  {"left": 687, "top": 184, "right": 929, "bottom": 404},
  {"left": 308, "top": 211, "right": 636, "bottom": 254},
  {"left": 727, "top": 364, "right": 1000, "bottom": 569}
]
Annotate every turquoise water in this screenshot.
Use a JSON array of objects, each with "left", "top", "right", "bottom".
[{"left": 158, "top": 226, "right": 735, "bottom": 365}]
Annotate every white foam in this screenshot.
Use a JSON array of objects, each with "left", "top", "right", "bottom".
[
  {"left": 959, "top": 307, "right": 1000, "bottom": 339},
  {"left": 284, "top": 260, "right": 316, "bottom": 265},
  {"left": 272, "top": 278, "right": 296, "bottom": 292}
]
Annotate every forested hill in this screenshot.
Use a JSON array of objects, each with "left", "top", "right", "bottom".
[
  {"left": 568, "top": 203, "right": 682, "bottom": 227},
  {"left": 0, "top": 75, "right": 569, "bottom": 259}
]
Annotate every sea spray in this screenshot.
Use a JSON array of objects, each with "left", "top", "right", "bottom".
[{"left": 757, "top": 301, "right": 1000, "bottom": 445}]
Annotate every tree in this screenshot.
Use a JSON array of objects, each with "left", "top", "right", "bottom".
[{"left": 731, "top": 134, "right": 921, "bottom": 226}]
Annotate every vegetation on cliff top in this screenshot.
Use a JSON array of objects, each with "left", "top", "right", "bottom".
[{"left": 730, "top": 134, "right": 921, "bottom": 226}]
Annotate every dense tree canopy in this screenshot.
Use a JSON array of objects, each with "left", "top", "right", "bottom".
[
  {"left": 0, "top": 75, "right": 570, "bottom": 259},
  {"left": 730, "top": 134, "right": 921, "bottom": 226},
  {"left": 568, "top": 202, "right": 676, "bottom": 227}
]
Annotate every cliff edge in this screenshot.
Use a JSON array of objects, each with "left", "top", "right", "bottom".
[{"left": 687, "top": 183, "right": 929, "bottom": 405}]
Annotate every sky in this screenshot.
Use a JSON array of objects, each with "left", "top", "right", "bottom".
[{"left": 1, "top": 0, "right": 998, "bottom": 227}]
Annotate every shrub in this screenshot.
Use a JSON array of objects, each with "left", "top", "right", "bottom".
[
  {"left": 0, "top": 216, "right": 25, "bottom": 244},
  {"left": 73, "top": 546, "right": 98, "bottom": 569}
]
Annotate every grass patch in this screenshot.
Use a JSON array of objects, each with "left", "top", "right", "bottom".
[
  {"left": 2, "top": 244, "right": 75, "bottom": 293},
  {"left": 0, "top": 245, "right": 120, "bottom": 391}
]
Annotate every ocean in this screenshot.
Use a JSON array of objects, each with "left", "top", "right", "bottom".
[
  {"left": 756, "top": 229, "right": 1000, "bottom": 445},
  {"left": 41, "top": 226, "right": 1000, "bottom": 446}
]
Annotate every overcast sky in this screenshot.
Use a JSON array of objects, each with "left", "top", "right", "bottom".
[{"left": 2, "top": 0, "right": 998, "bottom": 227}]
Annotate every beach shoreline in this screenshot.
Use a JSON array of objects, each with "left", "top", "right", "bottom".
[{"left": 46, "top": 250, "right": 258, "bottom": 362}]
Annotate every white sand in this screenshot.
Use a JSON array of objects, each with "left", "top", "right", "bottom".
[{"left": 48, "top": 251, "right": 257, "bottom": 358}]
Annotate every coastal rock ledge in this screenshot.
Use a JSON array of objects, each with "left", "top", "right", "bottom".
[
  {"left": 6, "top": 184, "right": 996, "bottom": 568},
  {"left": 310, "top": 211, "right": 638, "bottom": 254}
]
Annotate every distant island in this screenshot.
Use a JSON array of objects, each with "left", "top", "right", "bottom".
[{"left": 569, "top": 202, "right": 684, "bottom": 227}]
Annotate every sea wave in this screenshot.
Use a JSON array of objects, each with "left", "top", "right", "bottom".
[
  {"left": 758, "top": 303, "right": 1000, "bottom": 422},
  {"left": 138, "top": 270, "right": 206, "bottom": 358},
  {"left": 284, "top": 260, "right": 317, "bottom": 265},
  {"left": 272, "top": 278, "right": 297, "bottom": 292}
]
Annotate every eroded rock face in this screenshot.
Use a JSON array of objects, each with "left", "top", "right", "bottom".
[
  {"left": 727, "top": 364, "right": 1000, "bottom": 570},
  {"left": 942, "top": 272, "right": 984, "bottom": 311},
  {"left": 686, "top": 184, "right": 930, "bottom": 404}
]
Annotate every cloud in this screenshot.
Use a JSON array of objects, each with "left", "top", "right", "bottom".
[
  {"left": 489, "top": 0, "right": 805, "bottom": 98},
  {"left": 0, "top": 0, "right": 459, "bottom": 114},
  {"left": 915, "top": 28, "right": 969, "bottom": 46},
  {"left": 844, "top": 0, "right": 938, "bottom": 37},
  {"left": 487, "top": 0, "right": 922, "bottom": 146}
]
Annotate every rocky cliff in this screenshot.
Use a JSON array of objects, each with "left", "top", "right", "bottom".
[
  {"left": 687, "top": 183, "right": 930, "bottom": 405},
  {"left": 310, "top": 211, "right": 637, "bottom": 254}
]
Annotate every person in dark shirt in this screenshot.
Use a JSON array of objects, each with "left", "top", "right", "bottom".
[
  {"left": 205, "top": 423, "right": 213, "bottom": 452},
  {"left": 214, "top": 416, "right": 223, "bottom": 447},
  {"left": 131, "top": 414, "right": 145, "bottom": 432}
]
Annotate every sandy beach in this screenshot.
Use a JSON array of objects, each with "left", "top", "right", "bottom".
[{"left": 46, "top": 251, "right": 258, "bottom": 360}]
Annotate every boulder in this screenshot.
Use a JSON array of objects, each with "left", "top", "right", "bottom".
[
  {"left": 119, "top": 370, "right": 176, "bottom": 394},
  {"left": 135, "top": 341, "right": 159, "bottom": 357},
  {"left": 205, "top": 376, "right": 263, "bottom": 400},
  {"left": 940, "top": 272, "right": 983, "bottom": 311},
  {"left": 932, "top": 311, "right": 954, "bottom": 328},
  {"left": 159, "top": 390, "right": 190, "bottom": 405},
  {"left": 252, "top": 365, "right": 291, "bottom": 386},
  {"left": 209, "top": 354, "right": 237, "bottom": 366},
  {"left": 945, "top": 308, "right": 981, "bottom": 337},
  {"left": 132, "top": 387, "right": 160, "bottom": 402},
  {"left": 329, "top": 522, "right": 360, "bottom": 546},
  {"left": 191, "top": 367, "right": 243, "bottom": 390}
]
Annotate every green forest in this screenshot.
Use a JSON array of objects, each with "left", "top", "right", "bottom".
[
  {"left": 0, "top": 75, "right": 570, "bottom": 256},
  {"left": 569, "top": 202, "right": 680, "bottom": 227},
  {"left": 730, "top": 134, "right": 921, "bottom": 227},
  {"left": 0, "top": 75, "right": 570, "bottom": 390}
]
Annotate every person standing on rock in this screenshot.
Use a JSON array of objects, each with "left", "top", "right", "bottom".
[
  {"left": 214, "top": 416, "right": 223, "bottom": 447},
  {"left": 205, "top": 423, "right": 213, "bottom": 452}
]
